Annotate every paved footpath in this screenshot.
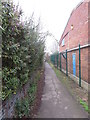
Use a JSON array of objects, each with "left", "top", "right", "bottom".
[{"left": 37, "top": 62, "right": 88, "bottom": 118}]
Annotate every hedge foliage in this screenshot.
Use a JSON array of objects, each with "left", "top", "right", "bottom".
[
  {"left": 15, "top": 71, "right": 41, "bottom": 118},
  {"left": 1, "top": 1, "right": 45, "bottom": 100}
]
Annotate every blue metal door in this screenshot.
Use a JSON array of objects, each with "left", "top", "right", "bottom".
[{"left": 72, "top": 54, "right": 76, "bottom": 76}]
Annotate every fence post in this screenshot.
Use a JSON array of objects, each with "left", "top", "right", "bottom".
[
  {"left": 52, "top": 55, "right": 54, "bottom": 65},
  {"left": 57, "top": 53, "right": 58, "bottom": 69},
  {"left": 79, "top": 44, "right": 81, "bottom": 87},
  {"left": 50, "top": 55, "right": 52, "bottom": 63},
  {"left": 53, "top": 55, "right": 54, "bottom": 65},
  {"left": 55, "top": 55, "right": 56, "bottom": 66},
  {"left": 66, "top": 50, "right": 68, "bottom": 76},
  {"left": 60, "top": 53, "right": 61, "bottom": 71}
]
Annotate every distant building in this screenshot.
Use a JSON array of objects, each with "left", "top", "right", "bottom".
[{"left": 59, "top": 0, "right": 90, "bottom": 90}]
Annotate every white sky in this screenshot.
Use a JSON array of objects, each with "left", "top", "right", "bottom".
[{"left": 13, "top": 0, "right": 82, "bottom": 53}]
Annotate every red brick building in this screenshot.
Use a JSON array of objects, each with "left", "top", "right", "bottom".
[{"left": 59, "top": 0, "right": 90, "bottom": 90}]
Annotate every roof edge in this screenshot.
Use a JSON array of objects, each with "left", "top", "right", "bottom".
[{"left": 59, "top": 0, "right": 85, "bottom": 46}]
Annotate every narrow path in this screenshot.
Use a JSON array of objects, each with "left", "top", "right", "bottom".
[{"left": 37, "top": 62, "right": 88, "bottom": 118}]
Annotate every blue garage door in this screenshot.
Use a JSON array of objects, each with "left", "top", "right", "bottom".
[{"left": 72, "top": 54, "right": 76, "bottom": 76}]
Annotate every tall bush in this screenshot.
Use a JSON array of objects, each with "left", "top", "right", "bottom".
[{"left": 1, "top": 1, "right": 45, "bottom": 100}]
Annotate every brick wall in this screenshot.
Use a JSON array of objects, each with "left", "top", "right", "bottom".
[
  {"left": 59, "top": 48, "right": 88, "bottom": 83},
  {"left": 59, "top": 1, "right": 89, "bottom": 83},
  {"left": 59, "top": 48, "right": 89, "bottom": 83},
  {"left": 88, "top": 1, "right": 90, "bottom": 44},
  {"left": 88, "top": 47, "right": 90, "bottom": 84},
  {"left": 88, "top": 2, "right": 90, "bottom": 84},
  {"left": 81, "top": 48, "right": 88, "bottom": 83},
  {"left": 59, "top": 2, "right": 88, "bottom": 52}
]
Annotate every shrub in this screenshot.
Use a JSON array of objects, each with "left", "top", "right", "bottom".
[
  {"left": 15, "top": 71, "right": 41, "bottom": 117},
  {"left": 2, "top": 1, "right": 46, "bottom": 100},
  {"left": 15, "top": 98, "right": 30, "bottom": 118}
]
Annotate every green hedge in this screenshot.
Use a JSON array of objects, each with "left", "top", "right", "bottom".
[
  {"left": 1, "top": 1, "right": 45, "bottom": 100},
  {"left": 15, "top": 71, "right": 41, "bottom": 118}
]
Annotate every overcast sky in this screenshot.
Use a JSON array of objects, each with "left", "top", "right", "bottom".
[{"left": 13, "top": 0, "right": 82, "bottom": 53}]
